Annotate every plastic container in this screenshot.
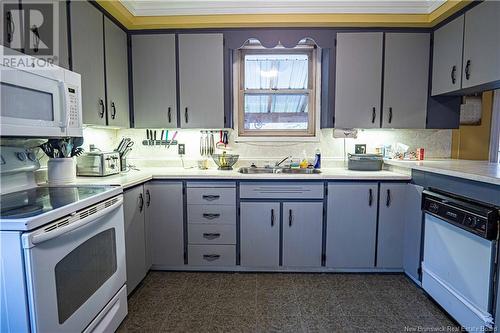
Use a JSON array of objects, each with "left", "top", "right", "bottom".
[
  {"left": 347, "top": 154, "right": 383, "bottom": 171},
  {"left": 47, "top": 158, "right": 76, "bottom": 185}
]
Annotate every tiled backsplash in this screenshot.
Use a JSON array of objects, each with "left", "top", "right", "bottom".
[{"left": 83, "top": 127, "right": 452, "bottom": 166}]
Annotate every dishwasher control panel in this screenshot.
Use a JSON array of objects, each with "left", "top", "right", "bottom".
[{"left": 422, "top": 189, "right": 499, "bottom": 240}]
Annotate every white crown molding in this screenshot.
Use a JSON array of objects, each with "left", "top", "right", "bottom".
[{"left": 120, "top": 0, "right": 447, "bottom": 17}]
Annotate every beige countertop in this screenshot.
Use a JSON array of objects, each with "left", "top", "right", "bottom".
[
  {"left": 73, "top": 167, "right": 411, "bottom": 189},
  {"left": 384, "top": 159, "right": 500, "bottom": 186}
]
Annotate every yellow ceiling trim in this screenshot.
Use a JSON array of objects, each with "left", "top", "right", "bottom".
[{"left": 96, "top": 0, "right": 471, "bottom": 30}]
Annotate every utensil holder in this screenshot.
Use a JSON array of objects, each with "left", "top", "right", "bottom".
[{"left": 47, "top": 158, "right": 76, "bottom": 185}]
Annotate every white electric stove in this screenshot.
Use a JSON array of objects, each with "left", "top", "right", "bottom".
[{"left": 0, "top": 146, "right": 128, "bottom": 333}]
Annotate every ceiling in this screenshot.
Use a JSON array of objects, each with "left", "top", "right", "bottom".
[
  {"left": 96, "top": 0, "right": 471, "bottom": 29},
  {"left": 120, "top": 0, "right": 446, "bottom": 16}
]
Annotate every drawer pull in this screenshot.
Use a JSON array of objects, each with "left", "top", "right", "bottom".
[
  {"left": 202, "top": 195, "right": 220, "bottom": 201},
  {"left": 202, "top": 233, "right": 221, "bottom": 240},
  {"left": 202, "top": 213, "right": 221, "bottom": 220},
  {"left": 203, "top": 254, "right": 220, "bottom": 261}
]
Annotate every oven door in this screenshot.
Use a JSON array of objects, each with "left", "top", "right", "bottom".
[
  {"left": 22, "top": 195, "right": 126, "bottom": 333},
  {"left": 0, "top": 62, "right": 68, "bottom": 137}
]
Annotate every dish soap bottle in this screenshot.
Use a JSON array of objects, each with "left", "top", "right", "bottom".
[
  {"left": 299, "top": 150, "right": 309, "bottom": 169},
  {"left": 314, "top": 148, "right": 321, "bottom": 169}
]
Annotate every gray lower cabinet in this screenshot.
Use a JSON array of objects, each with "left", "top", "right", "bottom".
[
  {"left": 104, "top": 17, "right": 129, "bottom": 128},
  {"left": 335, "top": 32, "right": 383, "bottom": 129},
  {"left": 240, "top": 202, "right": 280, "bottom": 268},
  {"left": 70, "top": 0, "right": 106, "bottom": 126},
  {"left": 382, "top": 33, "right": 429, "bottom": 129},
  {"left": 178, "top": 33, "right": 224, "bottom": 129},
  {"left": 123, "top": 185, "right": 147, "bottom": 295},
  {"left": 431, "top": 15, "right": 464, "bottom": 95},
  {"left": 132, "top": 34, "right": 177, "bottom": 128},
  {"left": 145, "top": 182, "right": 184, "bottom": 268},
  {"left": 462, "top": 1, "right": 500, "bottom": 89},
  {"left": 282, "top": 202, "right": 323, "bottom": 267},
  {"left": 403, "top": 184, "right": 424, "bottom": 283},
  {"left": 376, "top": 183, "right": 407, "bottom": 269},
  {"left": 326, "top": 183, "right": 378, "bottom": 269}
]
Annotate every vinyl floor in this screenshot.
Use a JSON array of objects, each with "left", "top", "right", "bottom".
[{"left": 117, "top": 271, "right": 458, "bottom": 332}]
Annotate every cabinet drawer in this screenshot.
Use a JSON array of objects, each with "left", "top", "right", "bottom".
[
  {"left": 187, "top": 188, "right": 235, "bottom": 205},
  {"left": 188, "top": 224, "right": 236, "bottom": 245},
  {"left": 187, "top": 205, "right": 236, "bottom": 225},
  {"left": 240, "top": 182, "right": 324, "bottom": 199},
  {"left": 188, "top": 245, "right": 235, "bottom": 266}
]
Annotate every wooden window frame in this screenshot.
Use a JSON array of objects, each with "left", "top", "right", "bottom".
[{"left": 237, "top": 47, "right": 317, "bottom": 137}]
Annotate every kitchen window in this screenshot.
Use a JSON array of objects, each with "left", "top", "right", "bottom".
[{"left": 236, "top": 45, "right": 318, "bottom": 138}]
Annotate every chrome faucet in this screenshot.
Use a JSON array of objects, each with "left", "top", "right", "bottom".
[{"left": 275, "top": 156, "right": 292, "bottom": 167}]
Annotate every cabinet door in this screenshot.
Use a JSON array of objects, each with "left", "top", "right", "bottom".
[
  {"left": 132, "top": 34, "right": 177, "bottom": 128},
  {"left": 123, "top": 185, "right": 146, "bottom": 295},
  {"left": 431, "top": 15, "right": 464, "bottom": 95},
  {"left": 377, "top": 183, "right": 407, "bottom": 269},
  {"left": 2, "top": 5, "right": 22, "bottom": 49},
  {"left": 383, "top": 33, "right": 429, "bottom": 129},
  {"left": 240, "top": 202, "right": 280, "bottom": 267},
  {"left": 178, "top": 33, "right": 224, "bottom": 128},
  {"left": 403, "top": 184, "right": 423, "bottom": 283},
  {"left": 462, "top": 1, "right": 500, "bottom": 89},
  {"left": 104, "top": 17, "right": 129, "bottom": 128},
  {"left": 145, "top": 182, "right": 184, "bottom": 267},
  {"left": 326, "top": 183, "right": 378, "bottom": 268},
  {"left": 335, "top": 33, "right": 383, "bottom": 129},
  {"left": 70, "top": 1, "right": 106, "bottom": 125},
  {"left": 283, "top": 202, "right": 323, "bottom": 267}
]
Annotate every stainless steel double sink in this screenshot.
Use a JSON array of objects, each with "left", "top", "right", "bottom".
[{"left": 238, "top": 167, "right": 321, "bottom": 174}]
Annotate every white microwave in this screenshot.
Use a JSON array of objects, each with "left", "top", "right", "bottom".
[{"left": 0, "top": 47, "right": 82, "bottom": 138}]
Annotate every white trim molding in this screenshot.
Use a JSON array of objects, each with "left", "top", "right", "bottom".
[{"left": 120, "top": 0, "right": 446, "bottom": 17}]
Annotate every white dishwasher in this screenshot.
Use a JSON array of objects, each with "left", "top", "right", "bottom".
[{"left": 422, "top": 190, "right": 499, "bottom": 331}]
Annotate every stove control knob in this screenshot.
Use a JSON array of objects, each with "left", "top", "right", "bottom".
[
  {"left": 16, "top": 152, "right": 27, "bottom": 161},
  {"left": 465, "top": 216, "right": 476, "bottom": 228},
  {"left": 27, "top": 152, "right": 37, "bottom": 162}
]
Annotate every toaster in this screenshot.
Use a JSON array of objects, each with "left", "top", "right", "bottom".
[{"left": 76, "top": 151, "right": 120, "bottom": 176}]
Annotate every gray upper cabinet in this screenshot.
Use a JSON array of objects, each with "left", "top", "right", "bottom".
[
  {"left": 462, "top": 1, "right": 500, "bottom": 89},
  {"left": 431, "top": 15, "right": 464, "bottom": 95},
  {"left": 382, "top": 33, "right": 429, "bottom": 129},
  {"left": 326, "top": 183, "right": 378, "bottom": 268},
  {"left": 132, "top": 34, "right": 177, "bottom": 128},
  {"left": 282, "top": 202, "right": 323, "bottom": 267},
  {"left": 70, "top": 1, "right": 106, "bottom": 126},
  {"left": 178, "top": 33, "right": 224, "bottom": 129},
  {"left": 335, "top": 32, "right": 383, "bottom": 129},
  {"left": 240, "top": 202, "right": 280, "bottom": 268},
  {"left": 104, "top": 17, "right": 129, "bottom": 128},
  {"left": 123, "top": 185, "right": 147, "bottom": 295},
  {"left": 376, "top": 183, "right": 407, "bottom": 269},
  {"left": 146, "top": 182, "right": 184, "bottom": 268}
]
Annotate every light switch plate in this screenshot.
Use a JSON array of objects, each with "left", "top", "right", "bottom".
[{"left": 178, "top": 144, "right": 185, "bottom": 155}]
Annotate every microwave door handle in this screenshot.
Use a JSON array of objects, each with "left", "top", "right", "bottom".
[
  {"left": 29, "top": 196, "right": 123, "bottom": 246},
  {"left": 58, "top": 81, "right": 69, "bottom": 130}
]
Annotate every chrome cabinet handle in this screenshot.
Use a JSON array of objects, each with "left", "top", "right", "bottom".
[
  {"left": 145, "top": 189, "right": 151, "bottom": 207},
  {"left": 368, "top": 189, "right": 373, "bottom": 207},
  {"left": 288, "top": 209, "right": 293, "bottom": 227},
  {"left": 451, "top": 65, "right": 457, "bottom": 84},
  {"left": 371, "top": 107, "right": 376, "bottom": 124},
  {"left": 202, "top": 213, "right": 220, "bottom": 220},
  {"left": 271, "top": 209, "right": 275, "bottom": 227},
  {"left": 185, "top": 107, "right": 188, "bottom": 123},
  {"left": 167, "top": 107, "right": 172, "bottom": 123},
  {"left": 203, "top": 254, "right": 220, "bottom": 261},
  {"left": 111, "top": 102, "right": 117, "bottom": 120},
  {"left": 386, "top": 189, "right": 391, "bottom": 207},
  {"left": 31, "top": 25, "right": 40, "bottom": 53},
  {"left": 465, "top": 60, "right": 471, "bottom": 80},
  {"left": 388, "top": 107, "right": 393, "bottom": 124},
  {"left": 138, "top": 193, "right": 144, "bottom": 212},
  {"left": 6, "top": 11, "right": 14, "bottom": 43},
  {"left": 203, "top": 233, "right": 221, "bottom": 240},
  {"left": 99, "top": 99, "right": 105, "bottom": 118},
  {"left": 202, "top": 195, "right": 220, "bottom": 201}
]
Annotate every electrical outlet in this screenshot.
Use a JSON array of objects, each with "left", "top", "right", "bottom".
[{"left": 178, "top": 144, "right": 185, "bottom": 155}]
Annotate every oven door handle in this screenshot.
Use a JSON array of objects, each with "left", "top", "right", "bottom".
[{"left": 30, "top": 196, "right": 123, "bottom": 246}]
